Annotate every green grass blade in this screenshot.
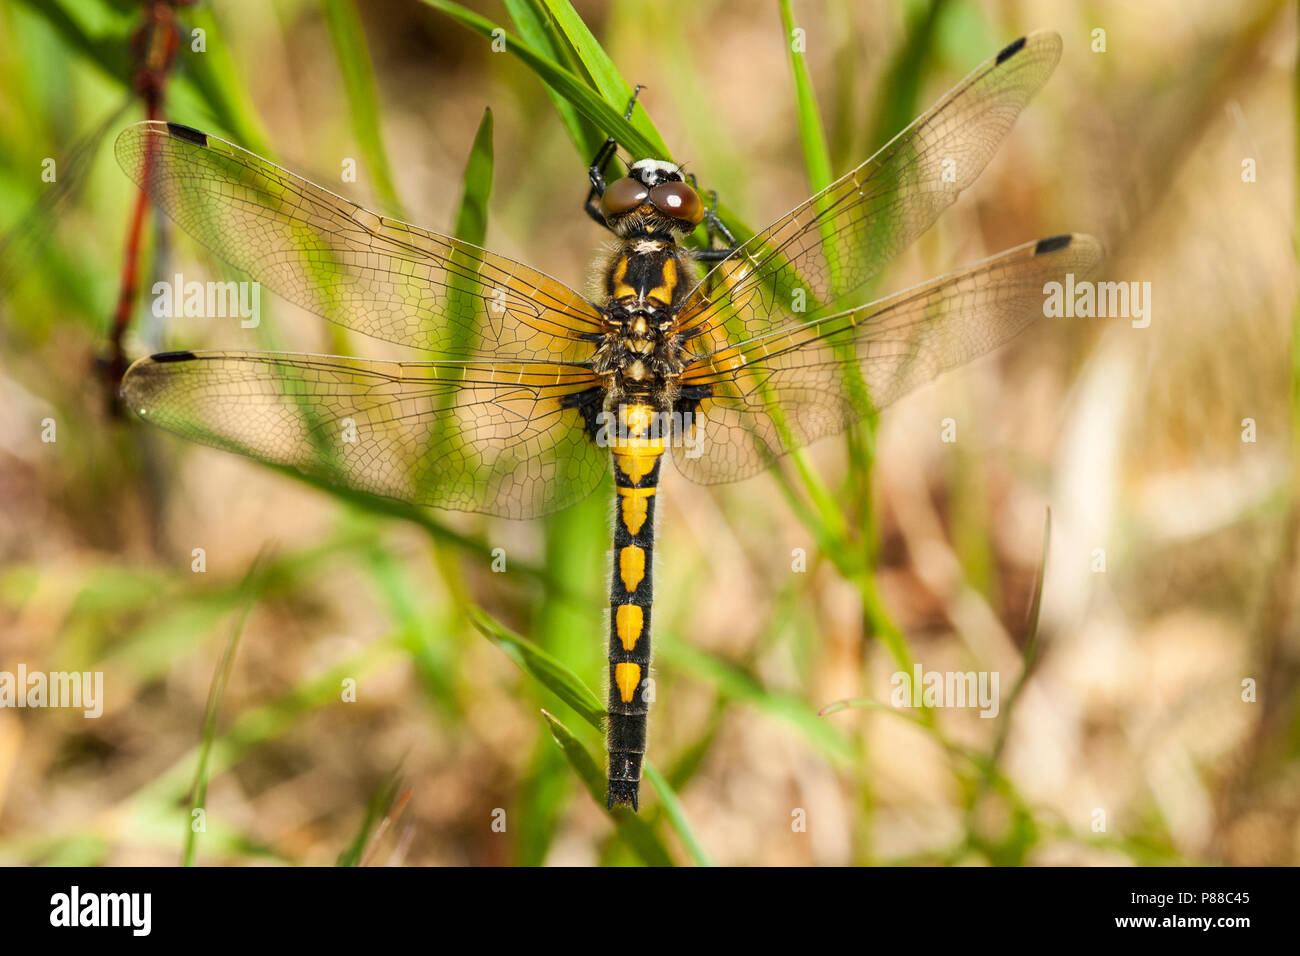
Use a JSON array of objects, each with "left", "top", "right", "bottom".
[
  {"left": 7, "top": 0, "right": 267, "bottom": 150},
  {"left": 420, "top": 0, "right": 666, "bottom": 159},
  {"left": 437, "top": 105, "right": 496, "bottom": 380},
  {"left": 473, "top": 609, "right": 697, "bottom": 851},
  {"left": 866, "top": 0, "right": 948, "bottom": 165},
  {"left": 661, "top": 637, "right": 854, "bottom": 763},
  {"left": 503, "top": 0, "right": 603, "bottom": 156},
  {"left": 453, "top": 107, "right": 494, "bottom": 244},
  {"left": 779, "top": 0, "right": 832, "bottom": 195},
  {"left": 358, "top": 540, "right": 460, "bottom": 719},
  {"left": 662, "top": 708, "right": 723, "bottom": 791},
  {"left": 1022, "top": 508, "right": 1051, "bottom": 659},
  {"left": 515, "top": 737, "right": 573, "bottom": 866},
  {"left": 130, "top": 637, "right": 406, "bottom": 809},
  {"left": 183, "top": 6, "right": 272, "bottom": 152},
  {"left": 337, "top": 766, "right": 406, "bottom": 866},
  {"left": 262, "top": 465, "right": 591, "bottom": 601},
  {"left": 988, "top": 507, "right": 1051, "bottom": 767},
  {"left": 778, "top": 0, "right": 844, "bottom": 298},
  {"left": 517, "top": 476, "right": 607, "bottom": 862},
  {"left": 182, "top": 553, "right": 268, "bottom": 866},
  {"left": 428, "top": 0, "right": 760, "bottom": 252},
  {"left": 10, "top": 0, "right": 127, "bottom": 83},
  {"left": 321, "top": 0, "right": 406, "bottom": 216},
  {"left": 468, "top": 606, "right": 606, "bottom": 731},
  {"left": 542, "top": 711, "right": 674, "bottom": 866},
  {"left": 642, "top": 763, "right": 711, "bottom": 866},
  {"left": 541, "top": 0, "right": 633, "bottom": 112}
]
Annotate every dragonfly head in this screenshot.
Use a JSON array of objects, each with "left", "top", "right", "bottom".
[
  {"left": 626, "top": 158, "right": 682, "bottom": 189},
  {"left": 600, "top": 159, "right": 705, "bottom": 236}
]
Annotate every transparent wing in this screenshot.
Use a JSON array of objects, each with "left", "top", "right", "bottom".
[
  {"left": 114, "top": 121, "right": 604, "bottom": 361},
  {"left": 1, "top": 101, "right": 130, "bottom": 295},
  {"left": 675, "top": 31, "right": 1063, "bottom": 352},
  {"left": 672, "top": 234, "right": 1103, "bottom": 484},
  {"left": 122, "top": 350, "right": 607, "bottom": 518}
]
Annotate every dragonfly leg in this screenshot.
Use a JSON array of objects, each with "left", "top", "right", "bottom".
[
  {"left": 584, "top": 85, "right": 646, "bottom": 230},
  {"left": 584, "top": 137, "right": 619, "bottom": 226},
  {"left": 705, "top": 191, "right": 737, "bottom": 248},
  {"left": 686, "top": 174, "right": 738, "bottom": 261}
]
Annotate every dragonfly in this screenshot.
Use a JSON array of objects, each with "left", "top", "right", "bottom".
[
  {"left": 1, "top": 0, "right": 193, "bottom": 334},
  {"left": 116, "top": 30, "right": 1100, "bottom": 811},
  {"left": 104, "top": 0, "right": 197, "bottom": 408}
]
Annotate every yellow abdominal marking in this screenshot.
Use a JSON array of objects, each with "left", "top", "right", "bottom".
[
  {"left": 612, "top": 256, "right": 634, "bottom": 299},
  {"left": 619, "top": 545, "right": 646, "bottom": 593},
  {"left": 617, "top": 487, "right": 655, "bottom": 535},
  {"left": 611, "top": 403, "right": 666, "bottom": 483},
  {"left": 612, "top": 445, "right": 664, "bottom": 484},
  {"left": 622, "top": 403, "right": 655, "bottom": 432},
  {"left": 615, "top": 662, "right": 641, "bottom": 703},
  {"left": 647, "top": 257, "right": 677, "bottom": 305},
  {"left": 615, "top": 603, "right": 644, "bottom": 651}
]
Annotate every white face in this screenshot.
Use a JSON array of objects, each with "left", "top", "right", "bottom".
[{"left": 628, "top": 159, "right": 682, "bottom": 183}]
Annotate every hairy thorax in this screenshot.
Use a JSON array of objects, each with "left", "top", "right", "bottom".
[{"left": 593, "top": 238, "right": 692, "bottom": 409}]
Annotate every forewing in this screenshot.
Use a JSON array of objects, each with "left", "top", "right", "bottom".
[
  {"left": 675, "top": 31, "right": 1063, "bottom": 352},
  {"left": 673, "top": 234, "right": 1103, "bottom": 484},
  {"left": 122, "top": 351, "right": 607, "bottom": 518},
  {"left": 114, "top": 122, "right": 603, "bottom": 361}
]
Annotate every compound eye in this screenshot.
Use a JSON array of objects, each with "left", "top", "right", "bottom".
[
  {"left": 649, "top": 181, "right": 704, "bottom": 225},
  {"left": 600, "top": 177, "right": 649, "bottom": 218}
]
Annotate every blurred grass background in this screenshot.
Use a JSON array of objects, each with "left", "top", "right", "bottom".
[{"left": 0, "top": 0, "right": 1296, "bottom": 866}]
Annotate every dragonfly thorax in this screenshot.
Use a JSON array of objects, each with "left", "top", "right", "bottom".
[{"left": 593, "top": 240, "right": 692, "bottom": 402}]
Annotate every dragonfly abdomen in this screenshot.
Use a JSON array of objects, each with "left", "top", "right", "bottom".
[{"left": 605, "top": 401, "right": 666, "bottom": 811}]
